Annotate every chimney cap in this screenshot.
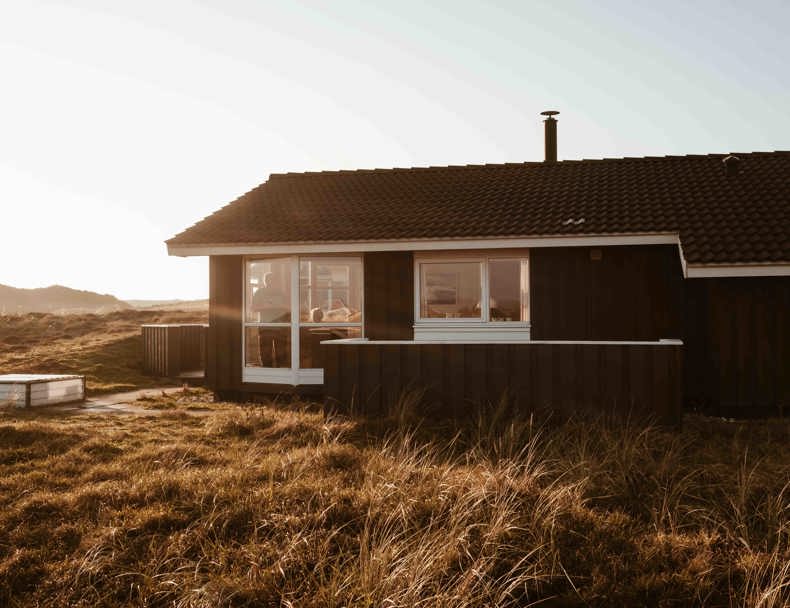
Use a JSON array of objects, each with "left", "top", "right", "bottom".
[
  {"left": 722, "top": 155, "right": 742, "bottom": 176},
  {"left": 540, "top": 110, "right": 560, "bottom": 117}
]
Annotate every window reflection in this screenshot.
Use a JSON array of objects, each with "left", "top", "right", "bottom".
[
  {"left": 244, "top": 327, "right": 291, "bottom": 368},
  {"left": 489, "top": 259, "right": 526, "bottom": 322},
  {"left": 246, "top": 258, "right": 291, "bottom": 323},
  {"left": 299, "top": 259, "right": 362, "bottom": 323},
  {"left": 420, "top": 262, "right": 482, "bottom": 319}
]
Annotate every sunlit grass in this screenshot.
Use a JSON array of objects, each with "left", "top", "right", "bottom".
[
  {"left": 0, "top": 310, "right": 206, "bottom": 394},
  {"left": 0, "top": 394, "right": 787, "bottom": 607}
]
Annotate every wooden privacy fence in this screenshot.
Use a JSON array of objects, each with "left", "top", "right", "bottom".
[
  {"left": 142, "top": 324, "right": 208, "bottom": 378},
  {"left": 324, "top": 341, "right": 683, "bottom": 425}
]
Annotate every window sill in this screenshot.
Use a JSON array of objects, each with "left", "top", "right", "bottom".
[
  {"left": 413, "top": 322, "right": 531, "bottom": 342},
  {"left": 242, "top": 368, "right": 324, "bottom": 385}
]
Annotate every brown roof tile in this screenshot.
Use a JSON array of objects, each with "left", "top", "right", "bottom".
[{"left": 168, "top": 151, "right": 790, "bottom": 265}]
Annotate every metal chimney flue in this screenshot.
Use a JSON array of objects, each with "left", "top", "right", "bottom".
[{"left": 541, "top": 110, "right": 559, "bottom": 162}]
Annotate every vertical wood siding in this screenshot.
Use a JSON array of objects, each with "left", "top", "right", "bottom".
[
  {"left": 142, "top": 326, "right": 169, "bottom": 376},
  {"left": 207, "top": 255, "right": 243, "bottom": 393},
  {"left": 202, "top": 247, "right": 786, "bottom": 419},
  {"left": 363, "top": 252, "right": 414, "bottom": 340},
  {"left": 324, "top": 342, "right": 683, "bottom": 425},
  {"left": 530, "top": 245, "right": 684, "bottom": 340},
  {"left": 684, "top": 277, "right": 790, "bottom": 417},
  {"left": 142, "top": 325, "right": 207, "bottom": 377}
]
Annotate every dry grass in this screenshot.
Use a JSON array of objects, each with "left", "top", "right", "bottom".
[
  {"left": 0, "top": 310, "right": 206, "bottom": 394},
  {"left": 0, "top": 395, "right": 787, "bottom": 607}
]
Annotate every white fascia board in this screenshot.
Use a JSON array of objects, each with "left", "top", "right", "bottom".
[
  {"left": 676, "top": 239, "right": 689, "bottom": 278},
  {"left": 322, "top": 338, "right": 684, "bottom": 346},
  {"left": 686, "top": 264, "right": 790, "bottom": 278},
  {"left": 167, "top": 233, "right": 680, "bottom": 257}
]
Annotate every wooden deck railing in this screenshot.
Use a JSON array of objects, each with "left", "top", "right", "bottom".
[
  {"left": 142, "top": 324, "right": 208, "bottom": 379},
  {"left": 323, "top": 340, "right": 683, "bottom": 425}
]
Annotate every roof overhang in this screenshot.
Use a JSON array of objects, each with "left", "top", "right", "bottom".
[
  {"left": 685, "top": 263, "right": 790, "bottom": 278},
  {"left": 167, "top": 232, "right": 790, "bottom": 278},
  {"left": 167, "top": 232, "right": 680, "bottom": 256}
]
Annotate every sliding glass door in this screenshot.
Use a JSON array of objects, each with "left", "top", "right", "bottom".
[{"left": 243, "top": 256, "right": 362, "bottom": 384}]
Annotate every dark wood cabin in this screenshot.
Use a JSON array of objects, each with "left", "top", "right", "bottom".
[{"left": 168, "top": 148, "right": 790, "bottom": 423}]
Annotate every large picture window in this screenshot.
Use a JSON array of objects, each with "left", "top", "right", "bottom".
[
  {"left": 415, "top": 252, "right": 530, "bottom": 341},
  {"left": 244, "top": 256, "right": 363, "bottom": 384}
]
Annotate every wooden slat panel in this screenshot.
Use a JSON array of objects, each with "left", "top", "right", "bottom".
[
  {"left": 381, "top": 345, "right": 402, "bottom": 414},
  {"left": 395, "top": 253, "right": 415, "bottom": 340},
  {"left": 445, "top": 343, "right": 465, "bottom": 418},
  {"left": 422, "top": 344, "right": 444, "bottom": 413},
  {"left": 208, "top": 255, "right": 243, "bottom": 393},
  {"left": 401, "top": 343, "right": 421, "bottom": 400},
  {"left": 777, "top": 282, "right": 790, "bottom": 416},
  {"left": 669, "top": 346, "right": 683, "bottom": 425},
  {"left": 510, "top": 344, "right": 530, "bottom": 412},
  {"left": 741, "top": 285, "right": 758, "bottom": 407},
  {"left": 527, "top": 345, "right": 543, "bottom": 410},
  {"left": 322, "top": 342, "right": 683, "bottom": 425},
  {"left": 323, "top": 339, "right": 342, "bottom": 411},
  {"left": 166, "top": 326, "right": 180, "bottom": 377},
  {"left": 359, "top": 344, "right": 382, "bottom": 416},
  {"left": 364, "top": 252, "right": 414, "bottom": 340},
  {"left": 142, "top": 325, "right": 209, "bottom": 379},
  {"left": 464, "top": 345, "right": 486, "bottom": 406},
  {"left": 534, "top": 344, "right": 554, "bottom": 409},
  {"left": 531, "top": 245, "right": 683, "bottom": 341},
  {"left": 339, "top": 345, "right": 359, "bottom": 413},
  {"left": 631, "top": 345, "right": 654, "bottom": 416},
  {"left": 754, "top": 290, "right": 774, "bottom": 408},
  {"left": 486, "top": 344, "right": 509, "bottom": 407},
  {"left": 552, "top": 343, "right": 573, "bottom": 411}
]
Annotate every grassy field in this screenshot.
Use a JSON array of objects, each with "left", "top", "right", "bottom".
[
  {"left": 0, "top": 391, "right": 788, "bottom": 607},
  {"left": 0, "top": 312, "right": 788, "bottom": 606},
  {"left": 0, "top": 310, "right": 207, "bottom": 394}
]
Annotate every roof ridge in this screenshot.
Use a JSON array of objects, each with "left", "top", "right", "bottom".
[{"left": 266, "top": 150, "right": 790, "bottom": 179}]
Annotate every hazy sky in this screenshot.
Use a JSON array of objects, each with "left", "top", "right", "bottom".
[{"left": 1, "top": 1, "right": 788, "bottom": 300}]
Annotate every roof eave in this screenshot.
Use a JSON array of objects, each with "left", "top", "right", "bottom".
[
  {"left": 685, "top": 263, "right": 790, "bottom": 278},
  {"left": 166, "top": 232, "right": 680, "bottom": 257}
]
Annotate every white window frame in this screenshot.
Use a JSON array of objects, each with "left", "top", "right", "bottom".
[
  {"left": 242, "top": 255, "right": 364, "bottom": 385},
  {"left": 414, "top": 251, "right": 530, "bottom": 342}
]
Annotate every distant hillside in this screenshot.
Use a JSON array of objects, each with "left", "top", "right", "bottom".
[
  {"left": 125, "top": 298, "right": 208, "bottom": 311},
  {"left": 0, "top": 284, "right": 131, "bottom": 315}
]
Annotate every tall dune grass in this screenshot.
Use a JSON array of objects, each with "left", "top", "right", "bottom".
[{"left": 0, "top": 393, "right": 787, "bottom": 606}]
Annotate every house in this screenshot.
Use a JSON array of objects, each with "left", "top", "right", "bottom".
[{"left": 167, "top": 114, "right": 789, "bottom": 422}]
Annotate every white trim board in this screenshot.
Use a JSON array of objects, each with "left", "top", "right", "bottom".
[
  {"left": 686, "top": 264, "right": 790, "bottom": 278},
  {"left": 172, "top": 234, "right": 790, "bottom": 278},
  {"left": 322, "top": 338, "right": 684, "bottom": 346},
  {"left": 242, "top": 367, "right": 324, "bottom": 385},
  {"left": 168, "top": 233, "right": 680, "bottom": 256}
]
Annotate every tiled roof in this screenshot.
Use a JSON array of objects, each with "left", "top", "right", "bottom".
[{"left": 168, "top": 151, "right": 790, "bottom": 265}]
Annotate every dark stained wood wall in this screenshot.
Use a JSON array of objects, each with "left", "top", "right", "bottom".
[
  {"left": 364, "top": 252, "right": 414, "bottom": 340},
  {"left": 204, "top": 248, "right": 787, "bottom": 419},
  {"left": 530, "top": 245, "right": 684, "bottom": 341},
  {"left": 684, "top": 277, "right": 789, "bottom": 417},
  {"left": 324, "top": 342, "right": 683, "bottom": 425},
  {"left": 207, "top": 255, "right": 243, "bottom": 395}
]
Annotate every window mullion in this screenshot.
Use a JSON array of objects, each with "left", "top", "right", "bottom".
[
  {"left": 291, "top": 257, "right": 299, "bottom": 379},
  {"left": 482, "top": 260, "right": 490, "bottom": 323},
  {"left": 521, "top": 259, "right": 529, "bottom": 323}
]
